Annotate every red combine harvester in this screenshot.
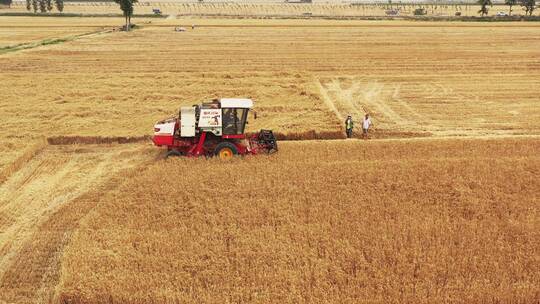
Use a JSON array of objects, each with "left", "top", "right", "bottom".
[{"left": 152, "top": 98, "right": 278, "bottom": 159}]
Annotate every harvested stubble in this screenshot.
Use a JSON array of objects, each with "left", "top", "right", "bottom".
[
  {"left": 0, "top": 143, "right": 158, "bottom": 303},
  {"left": 46, "top": 135, "right": 151, "bottom": 145},
  {"left": 57, "top": 138, "right": 540, "bottom": 303},
  {"left": 0, "top": 138, "right": 47, "bottom": 184}
]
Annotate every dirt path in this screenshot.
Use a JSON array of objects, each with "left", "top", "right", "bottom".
[{"left": 0, "top": 143, "right": 155, "bottom": 303}]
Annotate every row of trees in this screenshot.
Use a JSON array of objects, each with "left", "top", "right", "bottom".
[
  {"left": 478, "top": 0, "right": 537, "bottom": 16},
  {"left": 24, "top": 0, "right": 63, "bottom": 12},
  {"left": 514, "top": 0, "right": 537, "bottom": 15},
  {"left": 20, "top": 0, "right": 136, "bottom": 31}
]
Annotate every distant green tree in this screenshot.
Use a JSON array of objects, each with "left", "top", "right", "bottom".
[
  {"left": 0, "top": 0, "right": 13, "bottom": 8},
  {"left": 505, "top": 0, "right": 517, "bottom": 15},
  {"left": 38, "top": 0, "right": 46, "bottom": 12},
  {"left": 55, "top": 0, "right": 63, "bottom": 12},
  {"left": 478, "top": 0, "right": 492, "bottom": 16},
  {"left": 520, "top": 0, "right": 536, "bottom": 15},
  {"left": 24, "top": 0, "right": 62, "bottom": 13},
  {"left": 114, "top": 0, "right": 138, "bottom": 31}
]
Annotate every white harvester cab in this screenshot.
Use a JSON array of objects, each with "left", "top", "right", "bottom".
[{"left": 179, "top": 98, "right": 253, "bottom": 137}]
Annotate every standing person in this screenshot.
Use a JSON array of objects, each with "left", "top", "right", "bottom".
[
  {"left": 345, "top": 115, "right": 354, "bottom": 138},
  {"left": 362, "top": 113, "right": 372, "bottom": 139}
]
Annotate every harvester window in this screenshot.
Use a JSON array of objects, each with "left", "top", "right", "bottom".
[{"left": 222, "top": 108, "right": 249, "bottom": 135}]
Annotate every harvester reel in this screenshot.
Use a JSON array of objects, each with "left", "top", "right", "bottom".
[{"left": 258, "top": 129, "right": 278, "bottom": 154}]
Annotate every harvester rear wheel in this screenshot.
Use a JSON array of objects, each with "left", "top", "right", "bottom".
[
  {"left": 166, "top": 149, "right": 182, "bottom": 158},
  {"left": 214, "top": 142, "right": 238, "bottom": 160}
]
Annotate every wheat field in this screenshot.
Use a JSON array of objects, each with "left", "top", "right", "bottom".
[
  {"left": 0, "top": 139, "right": 537, "bottom": 303},
  {"left": 1, "top": 17, "right": 539, "bottom": 170},
  {"left": 0, "top": 15, "right": 539, "bottom": 303}
]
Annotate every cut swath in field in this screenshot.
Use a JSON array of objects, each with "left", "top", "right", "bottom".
[{"left": 0, "top": 144, "right": 156, "bottom": 303}]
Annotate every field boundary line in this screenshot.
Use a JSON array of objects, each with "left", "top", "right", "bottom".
[
  {"left": 296, "top": 134, "right": 540, "bottom": 142},
  {"left": 150, "top": 13, "right": 540, "bottom": 23},
  {"left": 46, "top": 135, "right": 151, "bottom": 145}
]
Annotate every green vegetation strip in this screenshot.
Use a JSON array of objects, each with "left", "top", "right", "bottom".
[{"left": 0, "top": 29, "right": 110, "bottom": 55}]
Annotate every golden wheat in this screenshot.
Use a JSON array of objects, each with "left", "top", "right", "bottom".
[
  {"left": 53, "top": 138, "right": 540, "bottom": 303},
  {"left": 0, "top": 138, "right": 46, "bottom": 183},
  {"left": 1, "top": 16, "right": 540, "bottom": 304}
]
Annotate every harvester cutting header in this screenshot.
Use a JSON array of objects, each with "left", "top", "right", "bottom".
[{"left": 152, "top": 98, "right": 277, "bottom": 159}]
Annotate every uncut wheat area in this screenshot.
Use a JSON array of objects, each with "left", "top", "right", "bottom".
[
  {"left": 0, "top": 16, "right": 540, "bottom": 304},
  {"left": 55, "top": 139, "right": 540, "bottom": 303},
  {"left": 0, "top": 140, "right": 538, "bottom": 303}
]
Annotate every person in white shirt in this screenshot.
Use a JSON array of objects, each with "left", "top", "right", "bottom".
[{"left": 362, "top": 114, "right": 372, "bottom": 139}]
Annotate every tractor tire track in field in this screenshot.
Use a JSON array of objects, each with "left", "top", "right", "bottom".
[
  {"left": 316, "top": 76, "right": 437, "bottom": 134},
  {"left": 315, "top": 77, "right": 344, "bottom": 123},
  {"left": 0, "top": 144, "right": 155, "bottom": 303},
  {"left": 315, "top": 77, "right": 512, "bottom": 137}
]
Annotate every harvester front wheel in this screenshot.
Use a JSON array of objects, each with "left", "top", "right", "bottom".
[{"left": 214, "top": 142, "right": 238, "bottom": 160}]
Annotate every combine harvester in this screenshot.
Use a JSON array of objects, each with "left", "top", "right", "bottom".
[{"left": 152, "top": 98, "right": 278, "bottom": 159}]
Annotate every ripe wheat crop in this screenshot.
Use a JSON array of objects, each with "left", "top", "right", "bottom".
[
  {"left": 53, "top": 138, "right": 540, "bottom": 303},
  {"left": 1, "top": 16, "right": 539, "bottom": 303}
]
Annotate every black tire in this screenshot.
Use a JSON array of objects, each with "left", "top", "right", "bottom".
[
  {"left": 166, "top": 149, "right": 182, "bottom": 158},
  {"left": 214, "top": 142, "right": 238, "bottom": 160}
]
